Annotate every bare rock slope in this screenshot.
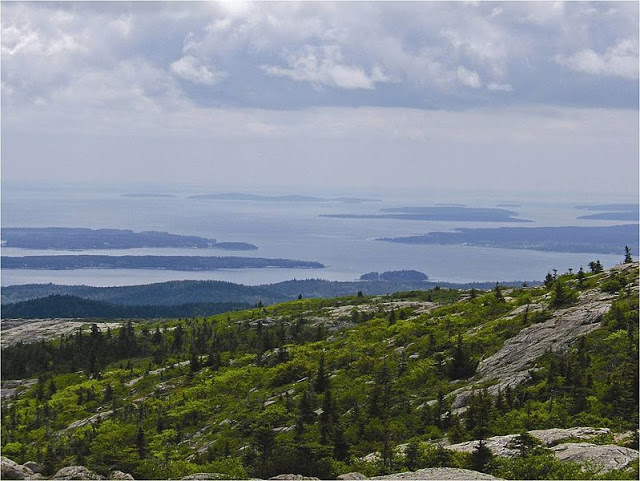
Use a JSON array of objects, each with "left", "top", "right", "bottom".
[{"left": 451, "top": 265, "right": 640, "bottom": 410}]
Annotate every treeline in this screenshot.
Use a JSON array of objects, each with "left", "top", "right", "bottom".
[
  {"left": 2, "top": 278, "right": 537, "bottom": 307},
  {"left": 1, "top": 295, "right": 250, "bottom": 320}
]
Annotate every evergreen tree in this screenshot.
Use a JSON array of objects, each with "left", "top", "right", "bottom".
[
  {"left": 314, "top": 354, "right": 329, "bottom": 394},
  {"left": 189, "top": 349, "right": 201, "bottom": 374},
  {"left": 405, "top": 438, "right": 421, "bottom": 470},
  {"left": 319, "top": 386, "right": 334, "bottom": 444},
  {"left": 136, "top": 425, "right": 147, "bottom": 459},
  {"left": 449, "top": 334, "right": 475, "bottom": 380},
  {"left": 624, "top": 245, "right": 633, "bottom": 263},
  {"left": 298, "top": 388, "right": 315, "bottom": 425},
  {"left": 588, "top": 260, "right": 603, "bottom": 274},
  {"left": 388, "top": 309, "right": 397, "bottom": 326},
  {"left": 172, "top": 325, "right": 184, "bottom": 352},
  {"left": 470, "top": 439, "right": 493, "bottom": 473},
  {"left": 332, "top": 423, "right": 350, "bottom": 462},
  {"left": 510, "top": 431, "right": 538, "bottom": 458}
]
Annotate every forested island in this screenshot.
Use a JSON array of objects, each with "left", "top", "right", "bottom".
[
  {"left": 360, "top": 270, "right": 428, "bottom": 282},
  {"left": 1, "top": 255, "right": 324, "bottom": 271},
  {"left": 323, "top": 206, "right": 530, "bottom": 222},
  {"left": 575, "top": 204, "right": 639, "bottom": 221},
  {"left": 1, "top": 227, "right": 257, "bottom": 251},
  {"left": 380, "top": 224, "right": 639, "bottom": 254}
]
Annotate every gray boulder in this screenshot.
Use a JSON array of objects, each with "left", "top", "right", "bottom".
[
  {"left": 551, "top": 442, "right": 639, "bottom": 472},
  {"left": 372, "top": 467, "right": 501, "bottom": 479},
  {"left": 447, "top": 435, "right": 519, "bottom": 458},
  {"left": 52, "top": 466, "right": 104, "bottom": 480},
  {"left": 338, "top": 473, "right": 368, "bottom": 480},
  {"left": 110, "top": 470, "right": 135, "bottom": 480},
  {"left": 180, "top": 474, "right": 226, "bottom": 480},
  {"left": 529, "top": 427, "right": 611, "bottom": 446},
  {"left": 269, "top": 476, "right": 321, "bottom": 480},
  {"left": 1, "top": 457, "right": 34, "bottom": 480},
  {"left": 22, "top": 461, "right": 43, "bottom": 474}
]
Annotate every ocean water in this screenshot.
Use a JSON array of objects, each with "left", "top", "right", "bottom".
[{"left": 0, "top": 184, "right": 630, "bottom": 287}]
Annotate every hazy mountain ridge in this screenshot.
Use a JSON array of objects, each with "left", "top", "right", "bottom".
[{"left": 1, "top": 278, "right": 538, "bottom": 311}]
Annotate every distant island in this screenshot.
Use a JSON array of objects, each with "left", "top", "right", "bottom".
[
  {"left": 496, "top": 202, "right": 522, "bottom": 208},
  {"left": 1, "top": 255, "right": 324, "bottom": 271},
  {"left": 360, "top": 270, "right": 428, "bottom": 282},
  {"left": 577, "top": 212, "right": 639, "bottom": 221},
  {"left": 1, "top": 227, "right": 258, "bottom": 251},
  {"left": 379, "top": 224, "right": 639, "bottom": 254},
  {"left": 575, "top": 203, "right": 638, "bottom": 221},
  {"left": 188, "top": 193, "right": 379, "bottom": 204},
  {"left": 121, "top": 193, "right": 177, "bottom": 198},
  {"left": 213, "top": 242, "right": 258, "bottom": 251},
  {"left": 322, "top": 206, "right": 530, "bottom": 222},
  {"left": 576, "top": 203, "right": 638, "bottom": 211}
]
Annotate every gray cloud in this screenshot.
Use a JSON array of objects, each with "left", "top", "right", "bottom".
[
  {"left": 1, "top": 1, "right": 637, "bottom": 197},
  {"left": 2, "top": 1, "right": 638, "bottom": 110}
]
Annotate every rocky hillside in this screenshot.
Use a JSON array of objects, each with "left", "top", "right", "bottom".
[{"left": 1, "top": 262, "right": 638, "bottom": 480}]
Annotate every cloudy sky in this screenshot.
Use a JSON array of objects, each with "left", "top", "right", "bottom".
[{"left": 2, "top": 1, "right": 638, "bottom": 197}]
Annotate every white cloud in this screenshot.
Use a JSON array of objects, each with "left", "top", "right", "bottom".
[
  {"left": 170, "top": 55, "right": 226, "bottom": 86},
  {"left": 487, "top": 82, "right": 513, "bottom": 92},
  {"left": 456, "top": 66, "right": 481, "bottom": 88},
  {"left": 555, "top": 38, "right": 639, "bottom": 80},
  {"left": 262, "top": 45, "right": 390, "bottom": 90},
  {"left": 1, "top": 20, "right": 86, "bottom": 57}
]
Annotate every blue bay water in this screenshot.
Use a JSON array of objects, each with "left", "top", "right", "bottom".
[{"left": 0, "top": 185, "right": 629, "bottom": 287}]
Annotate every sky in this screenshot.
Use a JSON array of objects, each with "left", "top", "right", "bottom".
[{"left": 1, "top": 1, "right": 638, "bottom": 198}]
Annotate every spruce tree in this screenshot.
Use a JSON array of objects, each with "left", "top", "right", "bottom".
[{"left": 314, "top": 354, "right": 329, "bottom": 393}]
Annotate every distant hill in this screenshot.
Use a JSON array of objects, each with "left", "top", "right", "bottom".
[
  {"left": 1, "top": 295, "right": 250, "bottom": 319},
  {"left": 2, "top": 278, "right": 538, "bottom": 315}
]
